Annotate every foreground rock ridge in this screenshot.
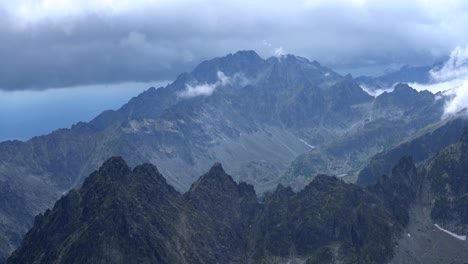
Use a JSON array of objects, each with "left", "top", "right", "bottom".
[{"left": 5, "top": 155, "right": 426, "bottom": 264}]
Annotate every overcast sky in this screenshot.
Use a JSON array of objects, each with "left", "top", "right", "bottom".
[{"left": 1, "top": 0, "right": 468, "bottom": 90}]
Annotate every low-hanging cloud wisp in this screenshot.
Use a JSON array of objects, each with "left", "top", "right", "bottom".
[{"left": 178, "top": 71, "right": 230, "bottom": 98}]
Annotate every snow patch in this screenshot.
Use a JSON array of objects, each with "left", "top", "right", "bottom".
[
  {"left": 299, "top": 139, "right": 315, "bottom": 149},
  {"left": 434, "top": 224, "right": 467, "bottom": 241}
]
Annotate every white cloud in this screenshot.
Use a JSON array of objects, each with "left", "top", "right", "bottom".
[
  {"left": 429, "top": 45, "right": 468, "bottom": 116},
  {"left": 409, "top": 46, "right": 468, "bottom": 116},
  {"left": 178, "top": 71, "right": 230, "bottom": 98},
  {"left": 444, "top": 82, "right": 468, "bottom": 115},
  {"left": 178, "top": 83, "right": 217, "bottom": 98},
  {"left": 409, "top": 78, "right": 464, "bottom": 94},
  {"left": 431, "top": 45, "right": 468, "bottom": 82}
]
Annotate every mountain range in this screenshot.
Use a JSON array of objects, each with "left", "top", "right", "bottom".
[
  {"left": 6, "top": 124, "right": 468, "bottom": 263},
  {"left": 0, "top": 50, "right": 462, "bottom": 261},
  {"left": 2, "top": 157, "right": 410, "bottom": 263},
  {"left": 355, "top": 64, "right": 434, "bottom": 90}
]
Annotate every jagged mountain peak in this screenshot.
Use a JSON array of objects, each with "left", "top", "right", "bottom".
[
  {"left": 132, "top": 162, "right": 160, "bottom": 175},
  {"left": 393, "top": 82, "right": 413, "bottom": 91},
  {"left": 100, "top": 156, "right": 129, "bottom": 172},
  {"left": 209, "top": 161, "right": 225, "bottom": 172},
  {"left": 374, "top": 82, "right": 436, "bottom": 112},
  {"left": 264, "top": 183, "right": 295, "bottom": 202},
  {"left": 267, "top": 53, "right": 310, "bottom": 63},
  {"left": 188, "top": 162, "right": 241, "bottom": 194},
  {"left": 377, "top": 82, "right": 432, "bottom": 99},
  {"left": 300, "top": 174, "right": 345, "bottom": 194},
  {"left": 231, "top": 50, "right": 262, "bottom": 60},
  {"left": 265, "top": 53, "right": 335, "bottom": 73},
  {"left": 81, "top": 156, "right": 132, "bottom": 187},
  {"left": 191, "top": 50, "right": 267, "bottom": 81},
  {"left": 79, "top": 156, "right": 176, "bottom": 201}
]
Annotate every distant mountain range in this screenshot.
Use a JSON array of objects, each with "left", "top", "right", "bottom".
[
  {"left": 0, "top": 51, "right": 459, "bottom": 260},
  {"left": 355, "top": 62, "right": 445, "bottom": 91}
]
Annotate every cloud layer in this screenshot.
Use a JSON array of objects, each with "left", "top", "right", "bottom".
[{"left": 1, "top": 0, "right": 468, "bottom": 90}]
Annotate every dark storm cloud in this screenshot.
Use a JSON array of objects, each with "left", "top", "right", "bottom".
[{"left": 1, "top": 0, "right": 468, "bottom": 90}]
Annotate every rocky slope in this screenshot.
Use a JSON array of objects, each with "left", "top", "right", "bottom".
[
  {"left": 357, "top": 115, "right": 468, "bottom": 185},
  {"left": 389, "top": 127, "right": 468, "bottom": 264},
  {"left": 0, "top": 51, "right": 447, "bottom": 260},
  {"left": 5, "top": 157, "right": 418, "bottom": 264},
  {"left": 281, "top": 84, "right": 445, "bottom": 188}
]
